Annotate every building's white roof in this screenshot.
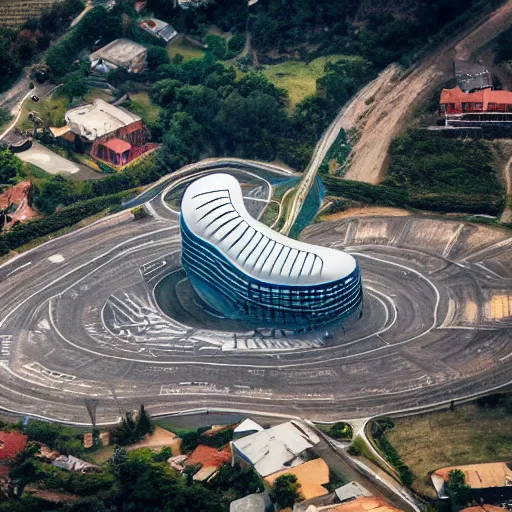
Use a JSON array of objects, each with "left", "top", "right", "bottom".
[
  {"left": 181, "top": 174, "right": 357, "bottom": 286},
  {"left": 65, "top": 99, "right": 140, "bottom": 141},
  {"left": 335, "top": 482, "right": 372, "bottom": 503},
  {"left": 230, "top": 492, "right": 271, "bottom": 512},
  {"left": 232, "top": 421, "right": 320, "bottom": 477},
  {"left": 89, "top": 38, "right": 146, "bottom": 68},
  {"left": 141, "top": 18, "right": 178, "bottom": 42},
  {"left": 234, "top": 419, "right": 264, "bottom": 434}
]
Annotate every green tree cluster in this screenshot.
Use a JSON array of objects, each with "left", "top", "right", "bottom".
[
  {"left": 0, "top": 0, "right": 83, "bottom": 92},
  {"left": 24, "top": 420, "right": 84, "bottom": 456},
  {"left": 45, "top": 6, "right": 122, "bottom": 78},
  {"left": 0, "top": 190, "right": 132, "bottom": 256},
  {"left": 446, "top": 469, "right": 472, "bottom": 512},
  {"left": 271, "top": 474, "right": 302, "bottom": 509},
  {"left": 141, "top": 53, "right": 369, "bottom": 170},
  {"left": 384, "top": 130, "right": 505, "bottom": 215},
  {"left": 109, "top": 405, "right": 154, "bottom": 446},
  {"left": 0, "top": 150, "right": 23, "bottom": 185}
]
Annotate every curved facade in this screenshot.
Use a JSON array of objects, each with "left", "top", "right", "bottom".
[{"left": 180, "top": 173, "right": 363, "bottom": 330}]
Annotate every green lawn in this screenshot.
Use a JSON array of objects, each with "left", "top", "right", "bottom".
[
  {"left": 167, "top": 37, "right": 206, "bottom": 62},
  {"left": 128, "top": 92, "right": 161, "bottom": 126},
  {"left": 83, "top": 88, "right": 114, "bottom": 103},
  {"left": 262, "top": 55, "right": 344, "bottom": 109},
  {"left": 384, "top": 401, "right": 512, "bottom": 497},
  {"left": 17, "top": 95, "right": 68, "bottom": 131}
]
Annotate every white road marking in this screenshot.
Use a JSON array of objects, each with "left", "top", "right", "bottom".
[
  {"left": 0, "top": 226, "right": 178, "bottom": 328},
  {"left": 6, "top": 262, "right": 32, "bottom": 276}
]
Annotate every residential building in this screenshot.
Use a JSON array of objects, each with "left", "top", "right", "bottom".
[
  {"left": 89, "top": 38, "right": 147, "bottom": 74},
  {"left": 431, "top": 462, "right": 512, "bottom": 500},
  {"left": 52, "top": 455, "right": 99, "bottom": 473},
  {"left": 460, "top": 505, "right": 505, "bottom": 512},
  {"left": 335, "top": 482, "right": 372, "bottom": 503},
  {"left": 231, "top": 421, "right": 320, "bottom": 477},
  {"left": 264, "top": 458, "right": 330, "bottom": 501},
  {"left": 439, "top": 86, "right": 512, "bottom": 127},
  {"left": 301, "top": 496, "right": 404, "bottom": 512},
  {"left": 0, "top": 431, "right": 28, "bottom": 462},
  {"left": 140, "top": 18, "right": 178, "bottom": 43},
  {"left": 233, "top": 419, "right": 265, "bottom": 440},
  {"left": 230, "top": 492, "right": 273, "bottom": 512},
  {"left": 177, "top": 0, "right": 211, "bottom": 9},
  {"left": 186, "top": 444, "right": 231, "bottom": 481},
  {"left": 52, "top": 99, "right": 155, "bottom": 170}
]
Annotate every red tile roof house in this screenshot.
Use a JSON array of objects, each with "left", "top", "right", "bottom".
[
  {"left": 439, "top": 86, "right": 512, "bottom": 127},
  {"left": 0, "top": 432, "right": 28, "bottom": 462},
  {"left": 0, "top": 431, "right": 29, "bottom": 493}
]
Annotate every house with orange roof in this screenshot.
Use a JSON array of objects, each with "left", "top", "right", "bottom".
[
  {"left": 439, "top": 86, "right": 512, "bottom": 127},
  {"left": 264, "top": 458, "right": 330, "bottom": 502},
  {"left": 301, "top": 496, "right": 404, "bottom": 512},
  {"left": 431, "top": 462, "right": 512, "bottom": 499},
  {"left": 0, "top": 431, "right": 28, "bottom": 462},
  {"left": 460, "top": 505, "right": 504, "bottom": 512}
]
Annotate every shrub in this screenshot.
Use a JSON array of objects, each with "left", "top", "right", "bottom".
[
  {"left": 271, "top": 474, "right": 302, "bottom": 509},
  {"left": 228, "top": 34, "right": 245, "bottom": 54},
  {"left": 328, "top": 422, "right": 353, "bottom": 440},
  {"left": 369, "top": 418, "right": 414, "bottom": 486}
]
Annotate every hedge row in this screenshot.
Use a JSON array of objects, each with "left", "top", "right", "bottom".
[
  {"left": 322, "top": 176, "right": 504, "bottom": 216},
  {"left": 370, "top": 419, "right": 414, "bottom": 486},
  {"left": 0, "top": 191, "right": 133, "bottom": 256}
]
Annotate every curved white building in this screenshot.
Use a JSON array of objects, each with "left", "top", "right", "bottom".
[{"left": 180, "top": 173, "right": 362, "bottom": 330}]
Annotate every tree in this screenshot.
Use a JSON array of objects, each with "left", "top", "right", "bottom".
[
  {"left": 227, "top": 33, "right": 245, "bottom": 53},
  {"left": 160, "top": 111, "right": 204, "bottom": 168},
  {"left": 136, "top": 404, "right": 153, "bottom": 437},
  {"left": 271, "top": 474, "right": 302, "bottom": 509},
  {"left": 146, "top": 45, "right": 170, "bottom": 71},
  {"left": 446, "top": 469, "right": 472, "bottom": 512},
  {"left": 60, "top": 70, "right": 88, "bottom": 101},
  {"left": 205, "top": 34, "right": 228, "bottom": 60},
  {"left": 131, "top": 206, "right": 148, "bottom": 220},
  {"left": 0, "top": 150, "right": 22, "bottom": 184},
  {"left": 7, "top": 444, "right": 41, "bottom": 498},
  {"left": 149, "top": 78, "right": 181, "bottom": 107}
]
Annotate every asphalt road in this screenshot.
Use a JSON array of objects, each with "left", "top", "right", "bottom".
[{"left": 0, "top": 160, "right": 511, "bottom": 426}]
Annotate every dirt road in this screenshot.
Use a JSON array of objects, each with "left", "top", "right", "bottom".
[
  {"left": 499, "top": 144, "right": 512, "bottom": 223},
  {"left": 342, "top": 0, "right": 512, "bottom": 185}
]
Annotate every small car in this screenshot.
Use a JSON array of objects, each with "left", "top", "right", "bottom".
[{"left": 31, "top": 95, "right": 39, "bottom": 102}]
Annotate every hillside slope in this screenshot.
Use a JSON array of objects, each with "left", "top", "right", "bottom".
[{"left": 342, "top": 0, "right": 512, "bottom": 184}]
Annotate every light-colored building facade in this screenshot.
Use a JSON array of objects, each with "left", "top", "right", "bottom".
[{"left": 180, "top": 174, "right": 363, "bottom": 331}]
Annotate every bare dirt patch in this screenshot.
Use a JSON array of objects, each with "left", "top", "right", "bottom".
[
  {"left": 126, "top": 425, "right": 181, "bottom": 454},
  {"left": 320, "top": 206, "right": 411, "bottom": 221},
  {"left": 342, "top": 0, "right": 512, "bottom": 185}
]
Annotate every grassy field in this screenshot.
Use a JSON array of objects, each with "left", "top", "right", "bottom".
[
  {"left": 83, "top": 88, "right": 114, "bottom": 103},
  {"left": 128, "top": 92, "right": 161, "bottom": 126},
  {"left": 385, "top": 402, "right": 512, "bottom": 497},
  {"left": 17, "top": 95, "right": 68, "bottom": 131},
  {"left": 167, "top": 37, "right": 206, "bottom": 62},
  {"left": 262, "top": 55, "right": 343, "bottom": 109},
  {"left": 88, "top": 445, "right": 115, "bottom": 465}
]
